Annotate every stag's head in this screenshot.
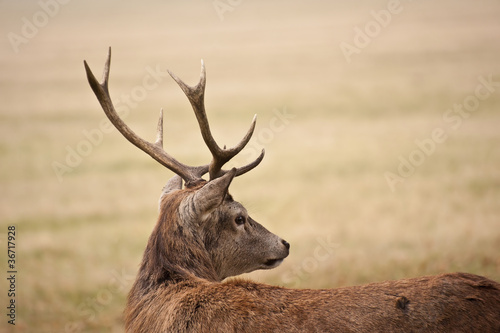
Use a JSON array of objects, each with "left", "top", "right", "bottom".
[{"left": 84, "top": 48, "right": 289, "bottom": 282}]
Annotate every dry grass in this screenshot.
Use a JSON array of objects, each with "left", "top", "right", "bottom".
[{"left": 1, "top": 0, "right": 500, "bottom": 331}]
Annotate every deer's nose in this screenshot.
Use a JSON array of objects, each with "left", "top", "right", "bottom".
[{"left": 282, "top": 239, "right": 290, "bottom": 250}]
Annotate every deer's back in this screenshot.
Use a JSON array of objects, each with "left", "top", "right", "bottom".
[{"left": 125, "top": 272, "right": 500, "bottom": 333}]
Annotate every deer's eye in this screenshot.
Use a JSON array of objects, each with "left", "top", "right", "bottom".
[{"left": 235, "top": 216, "right": 246, "bottom": 225}]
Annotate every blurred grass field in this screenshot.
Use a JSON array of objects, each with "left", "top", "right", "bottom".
[{"left": 1, "top": 0, "right": 500, "bottom": 332}]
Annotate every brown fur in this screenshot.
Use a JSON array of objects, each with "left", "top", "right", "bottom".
[
  {"left": 125, "top": 186, "right": 500, "bottom": 332},
  {"left": 126, "top": 273, "right": 500, "bottom": 332}
]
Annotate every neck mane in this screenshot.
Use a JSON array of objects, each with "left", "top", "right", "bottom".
[{"left": 130, "top": 185, "right": 219, "bottom": 296}]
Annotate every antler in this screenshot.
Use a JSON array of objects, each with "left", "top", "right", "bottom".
[
  {"left": 168, "top": 60, "right": 264, "bottom": 180},
  {"left": 84, "top": 47, "right": 264, "bottom": 185}
]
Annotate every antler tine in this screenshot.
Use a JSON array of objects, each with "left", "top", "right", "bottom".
[
  {"left": 233, "top": 148, "right": 265, "bottom": 177},
  {"left": 84, "top": 48, "right": 199, "bottom": 184},
  {"left": 155, "top": 108, "right": 164, "bottom": 147},
  {"left": 168, "top": 61, "right": 260, "bottom": 180}
]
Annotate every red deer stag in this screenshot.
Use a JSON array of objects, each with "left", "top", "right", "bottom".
[{"left": 84, "top": 48, "right": 500, "bottom": 333}]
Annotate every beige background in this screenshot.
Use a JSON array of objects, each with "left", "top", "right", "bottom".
[{"left": 1, "top": 0, "right": 499, "bottom": 331}]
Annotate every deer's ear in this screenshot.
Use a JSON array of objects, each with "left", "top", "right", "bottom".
[
  {"left": 193, "top": 168, "right": 236, "bottom": 214},
  {"left": 159, "top": 175, "right": 183, "bottom": 210}
]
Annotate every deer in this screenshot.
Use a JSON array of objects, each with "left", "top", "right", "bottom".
[{"left": 84, "top": 48, "right": 500, "bottom": 333}]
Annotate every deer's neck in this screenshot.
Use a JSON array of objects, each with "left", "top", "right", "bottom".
[{"left": 131, "top": 218, "right": 219, "bottom": 298}]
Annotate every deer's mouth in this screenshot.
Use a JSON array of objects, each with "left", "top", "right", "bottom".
[{"left": 264, "top": 258, "right": 284, "bottom": 268}]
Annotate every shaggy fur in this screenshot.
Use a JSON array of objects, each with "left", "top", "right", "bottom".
[{"left": 125, "top": 185, "right": 500, "bottom": 332}]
